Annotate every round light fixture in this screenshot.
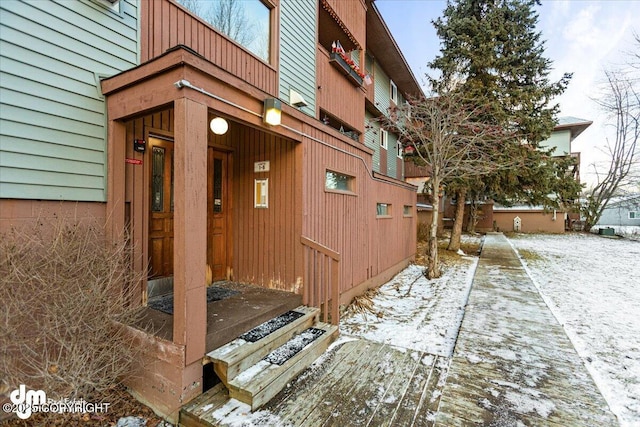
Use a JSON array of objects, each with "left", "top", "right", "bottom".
[{"left": 210, "top": 117, "right": 229, "bottom": 135}]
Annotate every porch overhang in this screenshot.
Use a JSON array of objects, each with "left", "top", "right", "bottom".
[{"left": 101, "top": 45, "right": 302, "bottom": 142}]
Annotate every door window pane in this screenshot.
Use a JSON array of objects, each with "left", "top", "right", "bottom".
[
  {"left": 213, "top": 158, "right": 223, "bottom": 213},
  {"left": 152, "top": 147, "right": 165, "bottom": 212}
]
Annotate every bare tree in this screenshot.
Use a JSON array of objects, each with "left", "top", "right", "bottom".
[
  {"left": 582, "top": 66, "right": 640, "bottom": 231},
  {"left": 207, "top": 0, "right": 256, "bottom": 47},
  {"left": 379, "top": 93, "right": 518, "bottom": 278},
  {"left": 177, "top": 0, "right": 258, "bottom": 51}
]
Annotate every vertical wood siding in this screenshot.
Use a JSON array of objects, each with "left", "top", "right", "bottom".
[
  {"left": 301, "top": 126, "right": 415, "bottom": 295},
  {"left": 317, "top": 48, "right": 365, "bottom": 134},
  {"left": 279, "top": 0, "right": 316, "bottom": 116},
  {"left": 324, "top": 0, "right": 366, "bottom": 47},
  {"left": 141, "top": 0, "right": 277, "bottom": 96},
  {"left": 0, "top": 0, "right": 137, "bottom": 201},
  {"left": 221, "top": 124, "right": 302, "bottom": 292}
]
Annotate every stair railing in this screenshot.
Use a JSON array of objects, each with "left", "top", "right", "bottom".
[{"left": 300, "top": 236, "right": 341, "bottom": 325}]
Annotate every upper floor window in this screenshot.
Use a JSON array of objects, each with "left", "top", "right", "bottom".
[
  {"left": 176, "top": 0, "right": 271, "bottom": 62},
  {"left": 390, "top": 80, "right": 398, "bottom": 105},
  {"left": 397, "top": 140, "right": 403, "bottom": 158},
  {"left": 630, "top": 211, "right": 638, "bottom": 219},
  {"left": 380, "top": 129, "right": 388, "bottom": 150}
]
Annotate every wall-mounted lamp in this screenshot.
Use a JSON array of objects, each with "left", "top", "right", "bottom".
[
  {"left": 263, "top": 98, "right": 281, "bottom": 126},
  {"left": 210, "top": 117, "right": 229, "bottom": 135}
]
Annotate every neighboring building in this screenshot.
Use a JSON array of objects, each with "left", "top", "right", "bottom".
[
  {"left": 403, "top": 116, "right": 592, "bottom": 234},
  {"left": 596, "top": 195, "right": 640, "bottom": 227},
  {"left": 1, "top": 0, "right": 420, "bottom": 420},
  {"left": 493, "top": 117, "right": 592, "bottom": 233}
]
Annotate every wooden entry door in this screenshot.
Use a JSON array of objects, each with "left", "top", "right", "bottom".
[
  {"left": 149, "top": 137, "right": 174, "bottom": 278},
  {"left": 208, "top": 149, "right": 230, "bottom": 281}
]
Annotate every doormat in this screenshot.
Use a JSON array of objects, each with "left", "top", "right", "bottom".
[
  {"left": 239, "top": 310, "right": 305, "bottom": 343},
  {"left": 263, "top": 327, "right": 326, "bottom": 365},
  {"left": 148, "top": 286, "right": 239, "bottom": 315}
]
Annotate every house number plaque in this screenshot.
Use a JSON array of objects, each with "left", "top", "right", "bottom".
[{"left": 254, "top": 161, "right": 270, "bottom": 172}]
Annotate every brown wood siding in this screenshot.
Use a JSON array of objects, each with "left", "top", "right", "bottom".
[
  {"left": 324, "top": 0, "right": 366, "bottom": 48},
  {"left": 210, "top": 123, "right": 302, "bottom": 292},
  {"left": 317, "top": 47, "right": 365, "bottom": 135},
  {"left": 301, "top": 125, "right": 415, "bottom": 296},
  {"left": 140, "top": 0, "right": 277, "bottom": 96},
  {"left": 124, "top": 108, "right": 175, "bottom": 298}
]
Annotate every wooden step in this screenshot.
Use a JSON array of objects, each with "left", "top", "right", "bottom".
[
  {"left": 227, "top": 322, "right": 339, "bottom": 410},
  {"left": 206, "top": 306, "right": 320, "bottom": 384}
]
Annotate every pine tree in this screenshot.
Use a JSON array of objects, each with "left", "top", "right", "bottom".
[{"left": 429, "top": 0, "right": 573, "bottom": 246}]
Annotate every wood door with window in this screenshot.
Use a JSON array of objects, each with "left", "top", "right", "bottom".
[
  {"left": 149, "top": 138, "right": 174, "bottom": 278},
  {"left": 208, "top": 149, "right": 230, "bottom": 281}
]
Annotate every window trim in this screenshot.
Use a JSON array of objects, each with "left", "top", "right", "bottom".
[
  {"left": 396, "top": 139, "right": 403, "bottom": 158},
  {"left": 390, "top": 80, "right": 398, "bottom": 105},
  {"left": 325, "top": 169, "right": 357, "bottom": 195},
  {"left": 629, "top": 211, "right": 638, "bottom": 219},
  {"left": 376, "top": 202, "right": 392, "bottom": 218},
  {"left": 403, "top": 205, "right": 413, "bottom": 217},
  {"left": 380, "top": 129, "right": 388, "bottom": 150}
]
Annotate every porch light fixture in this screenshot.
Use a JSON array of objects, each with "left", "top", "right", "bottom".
[
  {"left": 263, "top": 98, "right": 281, "bottom": 126},
  {"left": 210, "top": 117, "right": 229, "bottom": 135}
]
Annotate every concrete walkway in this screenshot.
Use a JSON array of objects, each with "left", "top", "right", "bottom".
[{"left": 436, "top": 232, "right": 618, "bottom": 426}]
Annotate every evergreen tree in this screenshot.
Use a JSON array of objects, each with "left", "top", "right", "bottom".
[{"left": 428, "top": 0, "right": 574, "bottom": 245}]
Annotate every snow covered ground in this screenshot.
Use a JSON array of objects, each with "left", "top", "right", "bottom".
[
  {"left": 204, "top": 231, "right": 639, "bottom": 426},
  {"left": 340, "top": 258, "right": 478, "bottom": 357},
  {"left": 508, "top": 232, "right": 640, "bottom": 426}
]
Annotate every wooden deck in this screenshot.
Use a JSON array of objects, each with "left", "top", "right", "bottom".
[{"left": 181, "top": 339, "right": 450, "bottom": 426}]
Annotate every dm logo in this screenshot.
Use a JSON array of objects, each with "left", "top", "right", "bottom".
[{"left": 10, "top": 384, "right": 46, "bottom": 419}]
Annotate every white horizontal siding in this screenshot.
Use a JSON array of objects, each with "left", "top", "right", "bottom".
[{"left": 0, "top": 0, "right": 138, "bottom": 201}]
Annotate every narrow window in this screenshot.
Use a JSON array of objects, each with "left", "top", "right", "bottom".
[
  {"left": 397, "top": 140, "right": 403, "bottom": 158},
  {"left": 326, "top": 170, "right": 354, "bottom": 192},
  {"left": 151, "top": 147, "right": 165, "bottom": 212},
  {"left": 254, "top": 178, "right": 268, "bottom": 208},
  {"left": 380, "top": 129, "right": 388, "bottom": 150},
  {"left": 629, "top": 211, "right": 638, "bottom": 219},
  {"left": 390, "top": 80, "right": 398, "bottom": 104},
  {"left": 403, "top": 205, "right": 412, "bottom": 217}
]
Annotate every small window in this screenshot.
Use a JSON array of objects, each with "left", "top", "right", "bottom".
[
  {"left": 380, "top": 129, "right": 388, "bottom": 150},
  {"left": 397, "top": 140, "right": 403, "bottom": 158},
  {"left": 390, "top": 80, "right": 398, "bottom": 104},
  {"left": 403, "top": 205, "right": 412, "bottom": 216},
  {"left": 326, "top": 170, "right": 354, "bottom": 192},
  {"left": 377, "top": 203, "right": 391, "bottom": 217},
  {"left": 629, "top": 211, "right": 638, "bottom": 219}
]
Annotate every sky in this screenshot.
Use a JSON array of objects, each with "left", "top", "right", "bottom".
[{"left": 376, "top": 0, "right": 640, "bottom": 187}]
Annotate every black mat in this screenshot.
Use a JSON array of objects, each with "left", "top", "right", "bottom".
[
  {"left": 148, "top": 286, "right": 239, "bottom": 315},
  {"left": 263, "top": 327, "right": 326, "bottom": 365},
  {"left": 239, "top": 310, "right": 305, "bottom": 342}
]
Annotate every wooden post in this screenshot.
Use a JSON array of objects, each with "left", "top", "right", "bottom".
[{"left": 173, "top": 98, "right": 207, "bottom": 365}]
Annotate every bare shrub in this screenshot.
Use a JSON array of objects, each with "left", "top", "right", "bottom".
[
  {"left": 0, "top": 218, "right": 147, "bottom": 414},
  {"left": 417, "top": 222, "right": 430, "bottom": 242}
]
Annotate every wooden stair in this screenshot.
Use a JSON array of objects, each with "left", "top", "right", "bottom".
[{"left": 204, "top": 306, "right": 338, "bottom": 410}]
